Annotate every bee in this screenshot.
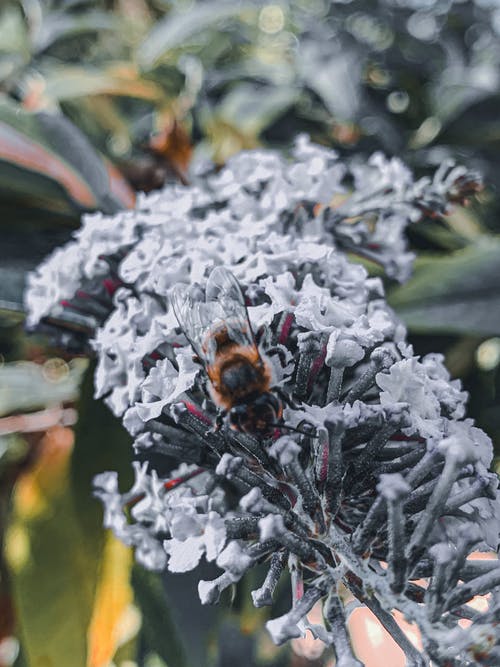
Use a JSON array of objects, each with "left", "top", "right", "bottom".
[{"left": 170, "top": 267, "right": 284, "bottom": 437}]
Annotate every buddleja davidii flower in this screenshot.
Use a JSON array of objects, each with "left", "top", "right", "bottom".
[
  {"left": 124, "top": 264, "right": 397, "bottom": 445},
  {"left": 95, "top": 376, "right": 498, "bottom": 665},
  {"left": 100, "top": 263, "right": 498, "bottom": 662},
  {"left": 91, "top": 293, "right": 172, "bottom": 415},
  {"left": 26, "top": 140, "right": 494, "bottom": 664},
  {"left": 376, "top": 352, "right": 469, "bottom": 440},
  {"left": 25, "top": 209, "right": 140, "bottom": 328},
  {"left": 85, "top": 231, "right": 393, "bottom": 428},
  {"left": 94, "top": 461, "right": 228, "bottom": 573},
  {"left": 24, "top": 136, "right": 481, "bottom": 339},
  {"left": 93, "top": 291, "right": 500, "bottom": 666}
]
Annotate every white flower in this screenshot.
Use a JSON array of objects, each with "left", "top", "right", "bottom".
[
  {"left": 135, "top": 348, "right": 199, "bottom": 422},
  {"left": 216, "top": 541, "right": 252, "bottom": 576},
  {"left": 27, "top": 140, "right": 497, "bottom": 664}
]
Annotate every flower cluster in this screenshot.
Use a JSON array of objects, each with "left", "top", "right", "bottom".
[{"left": 26, "top": 138, "right": 498, "bottom": 665}]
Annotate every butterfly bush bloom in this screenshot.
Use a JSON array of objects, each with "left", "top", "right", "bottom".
[{"left": 26, "top": 138, "right": 499, "bottom": 666}]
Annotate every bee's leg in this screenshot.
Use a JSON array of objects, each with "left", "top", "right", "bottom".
[
  {"left": 255, "top": 325, "right": 267, "bottom": 346},
  {"left": 266, "top": 346, "right": 288, "bottom": 366},
  {"left": 214, "top": 409, "right": 227, "bottom": 432},
  {"left": 273, "top": 386, "right": 301, "bottom": 410},
  {"left": 205, "top": 409, "right": 227, "bottom": 436}
]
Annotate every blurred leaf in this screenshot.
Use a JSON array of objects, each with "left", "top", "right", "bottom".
[
  {"left": 0, "top": 5, "right": 29, "bottom": 57},
  {"left": 438, "top": 93, "right": 500, "bottom": 148},
  {"left": 0, "top": 434, "right": 28, "bottom": 473},
  {"left": 33, "top": 9, "right": 117, "bottom": 54},
  {"left": 7, "top": 363, "right": 133, "bottom": 667},
  {"left": 42, "top": 65, "right": 165, "bottom": 103},
  {"left": 69, "top": 362, "right": 133, "bottom": 561},
  {"left": 0, "top": 266, "right": 27, "bottom": 316},
  {"left": 203, "top": 83, "right": 298, "bottom": 162},
  {"left": 0, "top": 96, "right": 134, "bottom": 216},
  {"left": 132, "top": 568, "right": 188, "bottom": 667},
  {"left": 0, "top": 103, "right": 97, "bottom": 212},
  {"left": 143, "top": 655, "right": 168, "bottom": 667},
  {"left": 389, "top": 239, "right": 500, "bottom": 335},
  {"left": 35, "top": 110, "right": 132, "bottom": 213},
  {"left": 0, "top": 360, "right": 86, "bottom": 417},
  {"left": 216, "top": 84, "right": 298, "bottom": 138},
  {"left": 106, "top": 159, "right": 136, "bottom": 209},
  {"left": 138, "top": 2, "right": 254, "bottom": 67},
  {"left": 6, "top": 426, "right": 93, "bottom": 667},
  {"left": 298, "top": 45, "right": 361, "bottom": 121},
  {"left": 86, "top": 532, "right": 136, "bottom": 667}
]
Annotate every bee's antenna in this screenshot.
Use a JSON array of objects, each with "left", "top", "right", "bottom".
[{"left": 270, "top": 423, "right": 318, "bottom": 439}]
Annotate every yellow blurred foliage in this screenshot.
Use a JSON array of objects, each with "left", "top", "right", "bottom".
[
  {"left": 14, "top": 426, "right": 74, "bottom": 520},
  {"left": 87, "top": 532, "right": 137, "bottom": 667},
  {"left": 4, "top": 524, "right": 30, "bottom": 573}
]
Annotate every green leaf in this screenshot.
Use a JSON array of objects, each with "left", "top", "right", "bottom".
[
  {"left": 0, "top": 265, "right": 27, "bottom": 316},
  {"left": 434, "top": 91, "right": 500, "bottom": 149},
  {"left": 132, "top": 568, "right": 189, "bottom": 667},
  {"left": 0, "top": 5, "right": 29, "bottom": 57},
  {"left": 0, "top": 95, "right": 134, "bottom": 217},
  {"left": 33, "top": 9, "right": 117, "bottom": 54},
  {"left": 0, "top": 359, "right": 86, "bottom": 417},
  {"left": 42, "top": 65, "right": 165, "bottom": 103},
  {"left": 388, "top": 239, "right": 500, "bottom": 335},
  {"left": 215, "top": 83, "right": 298, "bottom": 137},
  {"left": 35, "top": 110, "right": 126, "bottom": 214},
  {"left": 7, "top": 363, "right": 133, "bottom": 667},
  {"left": 70, "top": 361, "right": 134, "bottom": 555},
  {"left": 138, "top": 2, "right": 255, "bottom": 67}
]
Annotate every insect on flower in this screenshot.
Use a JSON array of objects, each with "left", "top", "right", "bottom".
[{"left": 170, "top": 266, "right": 288, "bottom": 438}]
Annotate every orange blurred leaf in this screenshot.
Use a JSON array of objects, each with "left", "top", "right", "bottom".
[
  {"left": 150, "top": 115, "right": 193, "bottom": 182},
  {"left": 0, "top": 119, "right": 97, "bottom": 209}
]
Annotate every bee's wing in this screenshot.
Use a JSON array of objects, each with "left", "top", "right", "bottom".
[
  {"left": 170, "top": 282, "right": 210, "bottom": 362},
  {"left": 170, "top": 267, "right": 260, "bottom": 367},
  {"left": 205, "top": 266, "right": 246, "bottom": 307},
  {"left": 205, "top": 266, "right": 259, "bottom": 351}
]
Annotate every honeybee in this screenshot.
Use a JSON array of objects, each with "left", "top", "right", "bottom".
[{"left": 170, "top": 267, "right": 283, "bottom": 437}]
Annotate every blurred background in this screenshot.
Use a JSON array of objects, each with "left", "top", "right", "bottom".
[{"left": 0, "top": 1, "right": 499, "bottom": 666}]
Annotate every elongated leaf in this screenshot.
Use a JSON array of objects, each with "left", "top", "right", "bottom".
[
  {"left": 388, "top": 239, "right": 500, "bottom": 335},
  {"left": 33, "top": 10, "right": 116, "bottom": 54},
  {"left": 86, "top": 532, "right": 135, "bottom": 667},
  {"left": 0, "top": 112, "right": 97, "bottom": 211},
  {"left": 0, "top": 360, "right": 86, "bottom": 418},
  {"left": 42, "top": 66, "right": 165, "bottom": 103},
  {"left": 216, "top": 83, "right": 298, "bottom": 137},
  {"left": 35, "top": 111, "right": 126, "bottom": 214},
  {"left": 6, "top": 427, "right": 96, "bottom": 667},
  {"left": 0, "top": 96, "right": 135, "bottom": 216},
  {"left": 133, "top": 568, "right": 188, "bottom": 667},
  {"left": 138, "top": 2, "right": 254, "bottom": 67},
  {"left": 7, "top": 364, "right": 133, "bottom": 667},
  {"left": 0, "top": 5, "right": 29, "bottom": 57},
  {"left": 70, "top": 363, "right": 133, "bottom": 558}
]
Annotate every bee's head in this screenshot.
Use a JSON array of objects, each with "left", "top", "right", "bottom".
[{"left": 229, "top": 392, "right": 282, "bottom": 437}]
